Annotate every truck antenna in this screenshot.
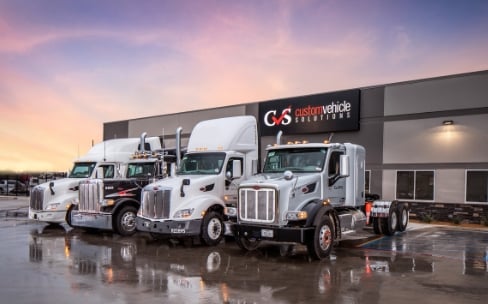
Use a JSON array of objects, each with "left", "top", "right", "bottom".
[{"left": 327, "top": 133, "right": 334, "bottom": 143}]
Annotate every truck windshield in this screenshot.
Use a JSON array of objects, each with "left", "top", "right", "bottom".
[
  {"left": 127, "top": 162, "right": 156, "bottom": 178},
  {"left": 263, "top": 148, "right": 326, "bottom": 173},
  {"left": 178, "top": 152, "right": 226, "bottom": 175},
  {"left": 69, "top": 162, "right": 96, "bottom": 178}
]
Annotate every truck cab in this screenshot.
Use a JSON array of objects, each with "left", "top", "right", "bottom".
[
  {"left": 29, "top": 135, "right": 161, "bottom": 225},
  {"left": 67, "top": 148, "right": 178, "bottom": 236},
  {"left": 136, "top": 116, "right": 259, "bottom": 246},
  {"left": 228, "top": 139, "right": 408, "bottom": 260}
]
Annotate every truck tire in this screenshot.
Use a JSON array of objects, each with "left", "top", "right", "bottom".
[
  {"left": 235, "top": 235, "right": 260, "bottom": 251},
  {"left": 65, "top": 204, "right": 78, "bottom": 228},
  {"left": 201, "top": 211, "right": 224, "bottom": 246},
  {"left": 372, "top": 217, "right": 383, "bottom": 235},
  {"left": 307, "top": 215, "right": 335, "bottom": 260},
  {"left": 114, "top": 205, "right": 138, "bottom": 236},
  {"left": 397, "top": 204, "right": 409, "bottom": 232},
  {"left": 381, "top": 206, "right": 398, "bottom": 236}
]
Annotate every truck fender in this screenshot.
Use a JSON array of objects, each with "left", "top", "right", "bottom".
[
  {"left": 65, "top": 203, "right": 78, "bottom": 227},
  {"left": 306, "top": 201, "right": 340, "bottom": 242},
  {"left": 303, "top": 199, "right": 335, "bottom": 227},
  {"left": 111, "top": 198, "right": 140, "bottom": 215},
  {"left": 175, "top": 195, "right": 226, "bottom": 219}
]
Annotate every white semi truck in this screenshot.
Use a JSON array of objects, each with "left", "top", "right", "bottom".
[
  {"left": 136, "top": 116, "right": 259, "bottom": 246},
  {"left": 67, "top": 137, "right": 179, "bottom": 236},
  {"left": 227, "top": 134, "right": 409, "bottom": 260},
  {"left": 29, "top": 135, "right": 162, "bottom": 224}
]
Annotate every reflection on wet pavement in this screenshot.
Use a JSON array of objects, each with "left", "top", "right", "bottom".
[{"left": 20, "top": 224, "right": 487, "bottom": 304}]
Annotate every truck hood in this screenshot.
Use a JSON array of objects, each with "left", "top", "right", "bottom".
[
  {"left": 144, "top": 175, "right": 219, "bottom": 195},
  {"left": 34, "top": 178, "right": 85, "bottom": 195},
  {"left": 31, "top": 178, "right": 85, "bottom": 209},
  {"left": 240, "top": 172, "right": 323, "bottom": 213},
  {"left": 241, "top": 172, "right": 321, "bottom": 191}
]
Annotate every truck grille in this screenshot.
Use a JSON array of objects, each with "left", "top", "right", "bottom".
[
  {"left": 30, "top": 187, "right": 44, "bottom": 211},
  {"left": 79, "top": 181, "right": 103, "bottom": 212},
  {"left": 140, "top": 189, "right": 171, "bottom": 219},
  {"left": 238, "top": 187, "right": 276, "bottom": 223}
]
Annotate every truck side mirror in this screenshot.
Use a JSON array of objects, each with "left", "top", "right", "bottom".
[
  {"left": 340, "top": 155, "right": 350, "bottom": 177},
  {"left": 328, "top": 155, "right": 349, "bottom": 187}
]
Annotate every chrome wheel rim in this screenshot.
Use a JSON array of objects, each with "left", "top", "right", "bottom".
[{"left": 319, "top": 225, "right": 332, "bottom": 251}]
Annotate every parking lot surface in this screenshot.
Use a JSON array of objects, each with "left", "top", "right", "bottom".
[{"left": 1, "top": 197, "right": 487, "bottom": 304}]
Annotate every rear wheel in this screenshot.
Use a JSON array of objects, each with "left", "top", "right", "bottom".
[
  {"left": 397, "top": 204, "right": 409, "bottom": 232},
  {"left": 201, "top": 211, "right": 224, "bottom": 246},
  {"left": 372, "top": 217, "right": 383, "bottom": 235},
  {"left": 114, "top": 206, "right": 138, "bottom": 236},
  {"left": 381, "top": 206, "right": 398, "bottom": 236},
  {"left": 307, "top": 215, "right": 335, "bottom": 260}
]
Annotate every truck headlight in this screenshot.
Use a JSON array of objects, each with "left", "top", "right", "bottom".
[
  {"left": 46, "top": 203, "right": 61, "bottom": 211},
  {"left": 285, "top": 211, "right": 307, "bottom": 221},
  {"left": 101, "top": 199, "right": 115, "bottom": 207},
  {"left": 173, "top": 208, "right": 194, "bottom": 218},
  {"left": 224, "top": 207, "right": 237, "bottom": 217}
]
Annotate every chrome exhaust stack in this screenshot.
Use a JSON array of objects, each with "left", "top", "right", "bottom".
[
  {"left": 139, "top": 132, "right": 148, "bottom": 152},
  {"left": 276, "top": 130, "right": 283, "bottom": 145},
  {"left": 176, "top": 127, "right": 183, "bottom": 168}
]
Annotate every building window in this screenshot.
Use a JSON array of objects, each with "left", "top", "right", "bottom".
[
  {"left": 396, "top": 170, "right": 434, "bottom": 201},
  {"left": 365, "top": 170, "right": 371, "bottom": 193},
  {"left": 466, "top": 170, "right": 488, "bottom": 203}
]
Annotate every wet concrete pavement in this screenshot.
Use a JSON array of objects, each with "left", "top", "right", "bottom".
[{"left": 1, "top": 196, "right": 487, "bottom": 304}]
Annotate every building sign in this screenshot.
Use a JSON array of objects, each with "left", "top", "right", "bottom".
[{"left": 259, "top": 89, "right": 360, "bottom": 136}]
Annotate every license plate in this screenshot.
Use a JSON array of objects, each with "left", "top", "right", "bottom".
[
  {"left": 261, "top": 229, "right": 273, "bottom": 238},
  {"left": 171, "top": 228, "right": 186, "bottom": 234}
]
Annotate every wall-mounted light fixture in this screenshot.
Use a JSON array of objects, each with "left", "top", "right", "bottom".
[{"left": 442, "top": 120, "right": 454, "bottom": 126}]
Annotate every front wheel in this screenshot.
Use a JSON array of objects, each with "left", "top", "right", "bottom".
[
  {"left": 114, "top": 206, "right": 138, "bottom": 236},
  {"left": 65, "top": 204, "right": 78, "bottom": 227},
  {"left": 201, "top": 211, "right": 224, "bottom": 246},
  {"left": 307, "top": 215, "right": 335, "bottom": 260},
  {"left": 235, "top": 235, "right": 261, "bottom": 251}
]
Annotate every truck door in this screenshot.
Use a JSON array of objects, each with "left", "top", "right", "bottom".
[
  {"left": 223, "top": 157, "right": 244, "bottom": 204},
  {"left": 326, "top": 150, "right": 346, "bottom": 206}
]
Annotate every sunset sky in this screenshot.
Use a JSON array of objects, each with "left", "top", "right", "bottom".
[{"left": 1, "top": 0, "right": 488, "bottom": 173}]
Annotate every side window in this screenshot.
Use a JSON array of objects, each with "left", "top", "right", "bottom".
[
  {"left": 466, "top": 170, "right": 488, "bottom": 203},
  {"left": 396, "top": 170, "right": 434, "bottom": 201},
  {"left": 328, "top": 151, "right": 342, "bottom": 177},
  {"left": 102, "top": 165, "right": 115, "bottom": 178}
]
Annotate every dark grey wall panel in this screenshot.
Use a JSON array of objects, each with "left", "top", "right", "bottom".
[
  {"left": 103, "top": 120, "right": 129, "bottom": 140},
  {"left": 360, "top": 86, "right": 384, "bottom": 118},
  {"left": 383, "top": 113, "right": 488, "bottom": 164},
  {"left": 127, "top": 105, "right": 246, "bottom": 139},
  {"left": 385, "top": 71, "right": 488, "bottom": 116}
]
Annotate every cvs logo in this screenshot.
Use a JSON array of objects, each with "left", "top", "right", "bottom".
[{"left": 264, "top": 106, "right": 292, "bottom": 127}]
